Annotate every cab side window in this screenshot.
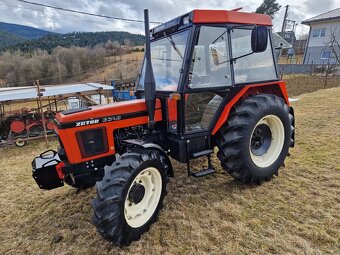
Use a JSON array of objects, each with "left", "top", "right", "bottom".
[{"left": 188, "top": 26, "right": 232, "bottom": 89}]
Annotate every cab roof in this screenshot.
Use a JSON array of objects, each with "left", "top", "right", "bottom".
[{"left": 191, "top": 9, "right": 272, "bottom": 26}]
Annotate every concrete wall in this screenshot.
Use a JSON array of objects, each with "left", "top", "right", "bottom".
[
  {"left": 278, "top": 64, "right": 313, "bottom": 74},
  {"left": 278, "top": 64, "right": 340, "bottom": 74}
]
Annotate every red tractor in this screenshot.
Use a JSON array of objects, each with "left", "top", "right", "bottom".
[{"left": 32, "top": 9, "right": 295, "bottom": 246}]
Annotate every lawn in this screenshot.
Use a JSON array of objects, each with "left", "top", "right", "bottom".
[{"left": 0, "top": 87, "right": 339, "bottom": 254}]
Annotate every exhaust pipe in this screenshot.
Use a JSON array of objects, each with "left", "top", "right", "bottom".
[{"left": 143, "top": 9, "right": 156, "bottom": 129}]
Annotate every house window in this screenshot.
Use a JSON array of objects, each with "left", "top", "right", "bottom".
[
  {"left": 320, "top": 50, "right": 332, "bottom": 59},
  {"left": 312, "top": 28, "right": 326, "bottom": 38}
]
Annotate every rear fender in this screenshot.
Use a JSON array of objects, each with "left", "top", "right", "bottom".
[{"left": 212, "top": 82, "right": 289, "bottom": 135}]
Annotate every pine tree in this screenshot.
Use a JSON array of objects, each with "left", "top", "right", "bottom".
[{"left": 255, "top": 0, "right": 281, "bottom": 19}]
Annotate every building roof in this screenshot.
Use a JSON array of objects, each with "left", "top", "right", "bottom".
[
  {"left": 301, "top": 8, "right": 340, "bottom": 24},
  {"left": 0, "top": 83, "right": 113, "bottom": 102}
]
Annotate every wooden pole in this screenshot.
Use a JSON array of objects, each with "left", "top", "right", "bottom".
[
  {"left": 281, "top": 5, "right": 289, "bottom": 33},
  {"left": 324, "top": 62, "right": 330, "bottom": 89},
  {"left": 35, "top": 80, "right": 48, "bottom": 146},
  {"left": 54, "top": 96, "right": 58, "bottom": 112}
]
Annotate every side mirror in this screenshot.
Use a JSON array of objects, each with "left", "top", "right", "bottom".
[{"left": 251, "top": 26, "right": 268, "bottom": 53}]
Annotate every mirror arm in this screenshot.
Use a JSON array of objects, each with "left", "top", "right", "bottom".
[
  {"left": 231, "top": 51, "right": 255, "bottom": 63},
  {"left": 275, "top": 43, "right": 284, "bottom": 50}
]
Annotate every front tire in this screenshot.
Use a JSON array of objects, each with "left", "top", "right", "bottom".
[
  {"left": 92, "top": 148, "right": 169, "bottom": 246},
  {"left": 216, "top": 94, "right": 293, "bottom": 184}
]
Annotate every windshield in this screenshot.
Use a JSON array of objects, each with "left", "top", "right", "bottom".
[{"left": 138, "top": 30, "right": 189, "bottom": 91}]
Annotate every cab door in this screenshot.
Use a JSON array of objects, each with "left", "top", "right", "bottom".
[{"left": 184, "top": 26, "right": 232, "bottom": 134}]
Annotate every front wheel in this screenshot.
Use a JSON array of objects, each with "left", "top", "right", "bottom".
[
  {"left": 216, "top": 94, "right": 294, "bottom": 184},
  {"left": 92, "top": 148, "right": 169, "bottom": 246}
]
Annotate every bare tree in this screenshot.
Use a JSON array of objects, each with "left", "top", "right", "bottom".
[{"left": 328, "top": 28, "right": 340, "bottom": 65}]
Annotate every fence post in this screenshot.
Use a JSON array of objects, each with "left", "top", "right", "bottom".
[
  {"left": 324, "top": 62, "right": 330, "bottom": 89},
  {"left": 35, "top": 80, "right": 48, "bottom": 146}
]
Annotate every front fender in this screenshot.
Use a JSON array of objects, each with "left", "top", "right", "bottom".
[{"left": 124, "top": 140, "right": 174, "bottom": 177}]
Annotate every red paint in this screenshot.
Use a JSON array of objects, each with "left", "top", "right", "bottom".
[
  {"left": 56, "top": 161, "right": 65, "bottom": 179},
  {"left": 10, "top": 120, "right": 25, "bottom": 133},
  {"left": 192, "top": 10, "right": 272, "bottom": 26}
]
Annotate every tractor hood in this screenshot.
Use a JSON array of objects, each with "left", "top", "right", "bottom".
[{"left": 54, "top": 99, "right": 162, "bottom": 130}]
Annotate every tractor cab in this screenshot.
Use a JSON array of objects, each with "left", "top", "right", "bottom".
[{"left": 136, "top": 10, "right": 279, "bottom": 166}]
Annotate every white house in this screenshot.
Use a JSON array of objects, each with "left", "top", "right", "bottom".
[{"left": 302, "top": 8, "right": 340, "bottom": 64}]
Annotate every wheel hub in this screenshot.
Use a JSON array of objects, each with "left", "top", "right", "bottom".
[
  {"left": 128, "top": 183, "right": 145, "bottom": 204},
  {"left": 251, "top": 123, "right": 272, "bottom": 156}
]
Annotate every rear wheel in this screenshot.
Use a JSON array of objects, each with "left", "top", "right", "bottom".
[
  {"left": 216, "top": 94, "right": 293, "bottom": 184},
  {"left": 92, "top": 148, "right": 169, "bottom": 246}
]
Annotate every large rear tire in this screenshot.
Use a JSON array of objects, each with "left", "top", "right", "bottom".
[
  {"left": 216, "top": 94, "right": 294, "bottom": 184},
  {"left": 92, "top": 148, "right": 169, "bottom": 246}
]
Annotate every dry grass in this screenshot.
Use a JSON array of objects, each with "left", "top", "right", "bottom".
[
  {"left": 0, "top": 87, "right": 340, "bottom": 254},
  {"left": 80, "top": 52, "right": 144, "bottom": 83},
  {"left": 284, "top": 74, "right": 340, "bottom": 97}
]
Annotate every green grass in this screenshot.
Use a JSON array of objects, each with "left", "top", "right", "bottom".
[{"left": 0, "top": 87, "right": 339, "bottom": 254}]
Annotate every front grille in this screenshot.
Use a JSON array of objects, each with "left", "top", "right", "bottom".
[{"left": 76, "top": 127, "right": 108, "bottom": 157}]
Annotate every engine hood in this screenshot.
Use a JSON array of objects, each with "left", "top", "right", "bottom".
[{"left": 55, "top": 99, "right": 161, "bottom": 128}]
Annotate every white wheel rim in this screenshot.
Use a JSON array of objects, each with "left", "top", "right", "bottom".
[
  {"left": 124, "top": 167, "right": 162, "bottom": 228},
  {"left": 250, "top": 115, "right": 285, "bottom": 168},
  {"left": 15, "top": 139, "right": 25, "bottom": 146}
]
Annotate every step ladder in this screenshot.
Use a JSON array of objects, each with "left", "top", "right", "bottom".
[{"left": 187, "top": 149, "right": 216, "bottom": 177}]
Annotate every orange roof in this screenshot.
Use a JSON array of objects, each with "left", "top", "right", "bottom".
[{"left": 192, "top": 10, "right": 272, "bottom": 26}]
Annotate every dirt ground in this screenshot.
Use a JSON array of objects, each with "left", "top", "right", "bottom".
[{"left": 0, "top": 86, "right": 339, "bottom": 254}]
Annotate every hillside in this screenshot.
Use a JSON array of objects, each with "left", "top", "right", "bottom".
[
  {"left": 0, "top": 30, "right": 27, "bottom": 49},
  {"left": 0, "top": 21, "right": 55, "bottom": 39},
  {"left": 5, "top": 31, "right": 145, "bottom": 53}
]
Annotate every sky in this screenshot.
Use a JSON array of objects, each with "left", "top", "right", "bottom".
[{"left": 0, "top": 0, "right": 338, "bottom": 38}]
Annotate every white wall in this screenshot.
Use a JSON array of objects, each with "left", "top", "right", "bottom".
[{"left": 308, "top": 20, "right": 340, "bottom": 47}]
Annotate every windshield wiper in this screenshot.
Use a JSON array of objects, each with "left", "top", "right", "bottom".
[{"left": 163, "top": 32, "right": 184, "bottom": 60}]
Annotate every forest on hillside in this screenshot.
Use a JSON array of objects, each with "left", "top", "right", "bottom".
[
  {"left": 3, "top": 31, "right": 145, "bottom": 53},
  {"left": 0, "top": 40, "right": 143, "bottom": 87},
  {"left": 0, "top": 31, "right": 27, "bottom": 50}
]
